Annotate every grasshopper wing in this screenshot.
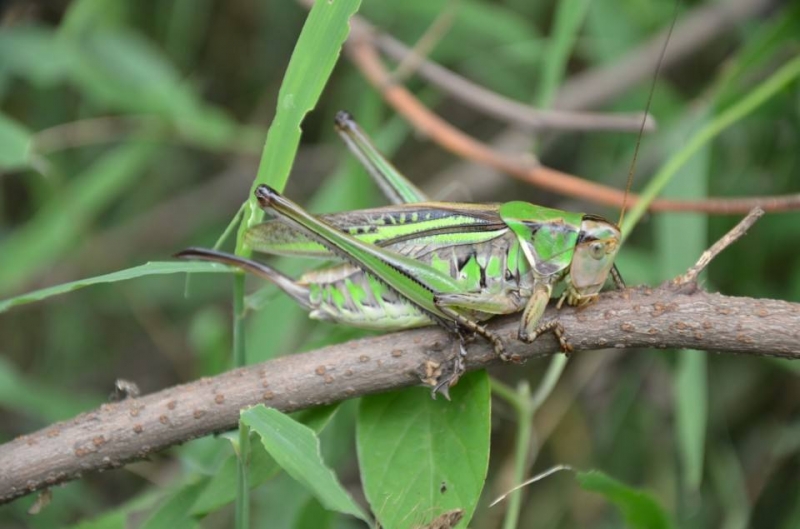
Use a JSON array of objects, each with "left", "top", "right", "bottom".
[{"left": 245, "top": 202, "right": 509, "bottom": 260}]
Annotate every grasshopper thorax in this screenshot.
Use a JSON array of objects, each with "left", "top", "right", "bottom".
[
  {"left": 566, "top": 215, "right": 622, "bottom": 305},
  {"left": 499, "top": 201, "right": 621, "bottom": 305}
]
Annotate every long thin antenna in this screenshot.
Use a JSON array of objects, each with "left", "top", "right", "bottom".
[{"left": 618, "top": 0, "right": 680, "bottom": 229}]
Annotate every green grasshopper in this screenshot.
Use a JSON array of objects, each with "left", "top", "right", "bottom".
[{"left": 178, "top": 112, "right": 625, "bottom": 395}]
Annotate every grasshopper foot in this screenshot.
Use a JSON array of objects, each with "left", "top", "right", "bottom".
[{"left": 519, "top": 320, "right": 573, "bottom": 354}]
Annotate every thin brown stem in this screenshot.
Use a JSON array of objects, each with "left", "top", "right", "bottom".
[
  {"left": 345, "top": 33, "right": 800, "bottom": 214},
  {"left": 677, "top": 207, "right": 764, "bottom": 285},
  {"left": 374, "top": 32, "right": 655, "bottom": 133}
]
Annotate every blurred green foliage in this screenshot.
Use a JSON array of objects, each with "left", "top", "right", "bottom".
[{"left": 0, "top": 0, "right": 798, "bottom": 528}]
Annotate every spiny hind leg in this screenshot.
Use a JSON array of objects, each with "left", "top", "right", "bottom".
[{"left": 518, "top": 281, "right": 573, "bottom": 354}]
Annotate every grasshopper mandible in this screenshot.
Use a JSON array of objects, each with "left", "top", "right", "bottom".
[{"left": 178, "top": 112, "right": 626, "bottom": 394}]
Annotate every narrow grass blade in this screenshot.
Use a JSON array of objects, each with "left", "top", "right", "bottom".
[
  {"left": 238, "top": 0, "right": 362, "bottom": 244},
  {"left": 0, "top": 261, "right": 231, "bottom": 314}
]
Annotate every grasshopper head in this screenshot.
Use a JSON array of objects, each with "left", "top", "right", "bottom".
[{"left": 566, "top": 215, "right": 622, "bottom": 305}]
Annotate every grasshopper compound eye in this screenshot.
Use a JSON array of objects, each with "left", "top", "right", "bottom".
[{"left": 589, "top": 241, "right": 605, "bottom": 260}]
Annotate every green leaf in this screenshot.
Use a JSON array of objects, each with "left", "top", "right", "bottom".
[
  {"left": 0, "top": 261, "right": 231, "bottom": 314},
  {"left": 141, "top": 406, "right": 340, "bottom": 528},
  {"left": 0, "top": 112, "right": 33, "bottom": 170},
  {"left": 655, "top": 110, "right": 711, "bottom": 278},
  {"left": 69, "top": 31, "right": 191, "bottom": 115},
  {"left": 68, "top": 490, "right": 161, "bottom": 529},
  {"left": 363, "top": 0, "right": 539, "bottom": 62},
  {"left": 188, "top": 440, "right": 278, "bottom": 517},
  {"left": 240, "top": 405, "right": 369, "bottom": 523},
  {"left": 255, "top": 0, "right": 360, "bottom": 192},
  {"left": 189, "top": 404, "right": 339, "bottom": 516},
  {"left": 576, "top": 470, "right": 673, "bottom": 529},
  {"left": 0, "top": 141, "right": 159, "bottom": 295},
  {"left": 357, "top": 371, "right": 491, "bottom": 529},
  {"left": 713, "top": 3, "right": 800, "bottom": 108},
  {"left": 0, "top": 24, "right": 252, "bottom": 151}
]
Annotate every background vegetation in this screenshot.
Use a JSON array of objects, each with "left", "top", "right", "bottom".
[{"left": 0, "top": 0, "right": 798, "bottom": 527}]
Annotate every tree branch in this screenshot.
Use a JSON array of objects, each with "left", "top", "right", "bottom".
[{"left": 1, "top": 282, "right": 798, "bottom": 504}]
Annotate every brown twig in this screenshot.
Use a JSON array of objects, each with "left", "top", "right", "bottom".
[
  {"left": 677, "top": 207, "right": 765, "bottom": 285},
  {"left": 345, "top": 10, "right": 800, "bottom": 214},
  {"left": 374, "top": 32, "right": 655, "bottom": 133}
]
